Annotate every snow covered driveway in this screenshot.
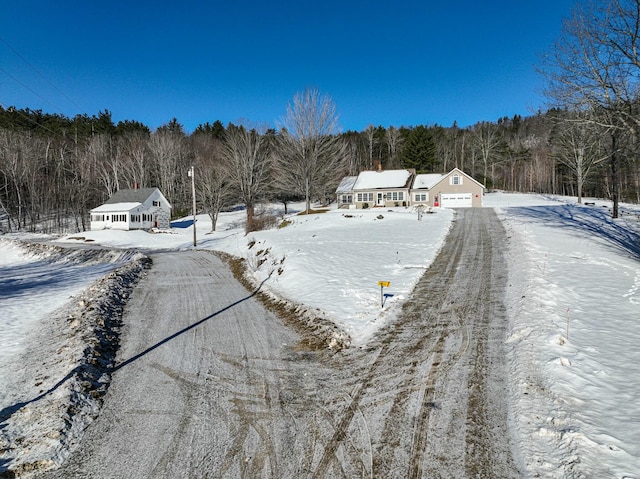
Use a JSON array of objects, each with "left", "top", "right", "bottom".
[
  {"left": 320, "top": 207, "right": 520, "bottom": 478},
  {"left": 35, "top": 208, "right": 518, "bottom": 478}
]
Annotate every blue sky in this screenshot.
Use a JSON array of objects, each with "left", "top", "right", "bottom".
[{"left": 1, "top": 1, "right": 575, "bottom": 133}]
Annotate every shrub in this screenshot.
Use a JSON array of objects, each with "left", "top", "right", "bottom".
[{"left": 247, "top": 214, "right": 278, "bottom": 233}]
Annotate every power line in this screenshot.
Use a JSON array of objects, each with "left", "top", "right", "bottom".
[
  {"left": 0, "top": 35, "right": 83, "bottom": 112},
  {"left": 0, "top": 65, "right": 66, "bottom": 114}
]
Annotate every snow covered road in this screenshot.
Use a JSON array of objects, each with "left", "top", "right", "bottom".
[
  {"left": 35, "top": 208, "right": 519, "bottom": 478},
  {"left": 34, "top": 251, "right": 319, "bottom": 478}
]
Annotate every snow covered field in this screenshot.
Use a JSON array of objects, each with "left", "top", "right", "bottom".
[
  {"left": 1, "top": 192, "right": 639, "bottom": 477},
  {"left": 495, "top": 194, "right": 640, "bottom": 478}
]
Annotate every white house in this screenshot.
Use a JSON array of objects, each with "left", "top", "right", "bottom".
[{"left": 90, "top": 187, "right": 172, "bottom": 231}]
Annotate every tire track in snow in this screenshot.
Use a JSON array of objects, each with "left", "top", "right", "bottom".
[{"left": 309, "top": 209, "right": 519, "bottom": 479}]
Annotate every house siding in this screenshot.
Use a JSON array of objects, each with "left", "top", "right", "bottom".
[
  {"left": 423, "top": 170, "right": 484, "bottom": 208},
  {"left": 338, "top": 168, "right": 484, "bottom": 209},
  {"left": 90, "top": 188, "right": 172, "bottom": 231},
  {"left": 353, "top": 189, "right": 410, "bottom": 208}
]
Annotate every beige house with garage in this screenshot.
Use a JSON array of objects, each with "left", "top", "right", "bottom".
[
  {"left": 411, "top": 168, "right": 485, "bottom": 208},
  {"left": 336, "top": 167, "right": 484, "bottom": 209}
]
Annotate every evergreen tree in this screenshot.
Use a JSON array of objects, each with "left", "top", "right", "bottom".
[
  {"left": 400, "top": 125, "right": 437, "bottom": 173},
  {"left": 157, "top": 118, "right": 185, "bottom": 135},
  {"left": 115, "top": 119, "right": 151, "bottom": 136},
  {"left": 193, "top": 120, "right": 225, "bottom": 139}
]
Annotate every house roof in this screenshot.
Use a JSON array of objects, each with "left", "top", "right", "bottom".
[
  {"left": 91, "top": 202, "right": 141, "bottom": 213},
  {"left": 352, "top": 170, "right": 413, "bottom": 190},
  {"left": 413, "top": 169, "right": 486, "bottom": 190},
  {"left": 337, "top": 168, "right": 485, "bottom": 194},
  {"left": 104, "top": 187, "right": 159, "bottom": 204},
  {"left": 413, "top": 174, "right": 445, "bottom": 189},
  {"left": 336, "top": 176, "right": 357, "bottom": 193}
]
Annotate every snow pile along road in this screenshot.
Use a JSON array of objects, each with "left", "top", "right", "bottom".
[{"left": 0, "top": 240, "right": 150, "bottom": 476}]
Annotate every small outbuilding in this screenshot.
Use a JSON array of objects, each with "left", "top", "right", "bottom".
[{"left": 90, "top": 187, "right": 172, "bottom": 231}]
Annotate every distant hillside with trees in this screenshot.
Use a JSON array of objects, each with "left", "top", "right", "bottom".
[{"left": 0, "top": 100, "right": 638, "bottom": 234}]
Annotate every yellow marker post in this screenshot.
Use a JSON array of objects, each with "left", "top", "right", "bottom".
[{"left": 378, "top": 281, "right": 391, "bottom": 308}]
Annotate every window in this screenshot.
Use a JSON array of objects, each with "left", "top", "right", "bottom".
[
  {"left": 451, "top": 174, "right": 462, "bottom": 185},
  {"left": 152, "top": 200, "right": 161, "bottom": 207},
  {"left": 91, "top": 214, "right": 105, "bottom": 222},
  {"left": 386, "top": 191, "right": 404, "bottom": 201},
  {"left": 356, "top": 192, "right": 373, "bottom": 202},
  {"left": 414, "top": 193, "right": 427, "bottom": 202}
]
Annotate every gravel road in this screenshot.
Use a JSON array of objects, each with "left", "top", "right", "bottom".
[{"left": 39, "top": 208, "right": 520, "bottom": 478}]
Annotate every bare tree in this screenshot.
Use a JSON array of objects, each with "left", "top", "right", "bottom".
[
  {"left": 385, "top": 126, "right": 403, "bottom": 169},
  {"left": 539, "top": 0, "right": 640, "bottom": 217},
  {"left": 148, "top": 126, "right": 185, "bottom": 207},
  {"left": 471, "top": 122, "right": 504, "bottom": 186},
  {"left": 0, "top": 130, "right": 30, "bottom": 229},
  {"left": 275, "top": 88, "right": 346, "bottom": 212},
  {"left": 364, "top": 124, "right": 377, "bottom": 170},
  {"left": 221, "top": 124, "right": 271, "bottom": 232},
  {"left": 191, "top": 134, "right": 232, "bottom": 232},
  {"left": 119, "top": 131, "right": 150, "bottom": 189},
  {"left": 554, "top": 114, "right": 609, "bottom": 203}
]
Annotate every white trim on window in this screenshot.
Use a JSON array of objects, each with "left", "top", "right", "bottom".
[
  {"left": 450, "top": 174, "right": 462, "bottom": 185},
  {"left": 414, "top": 192, "right": 428, "bottom": 202}
]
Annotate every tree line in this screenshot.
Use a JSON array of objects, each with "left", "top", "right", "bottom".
[
  {"left": 2, "top": 1, "right": 640, "bottom": 233},
  {"left": 0, "top": 104, "right": 637, "bottom": 235}
]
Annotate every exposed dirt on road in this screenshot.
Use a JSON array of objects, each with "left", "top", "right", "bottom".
[{"left": 36, "top": 208, "right": 520, "bottom": 478}]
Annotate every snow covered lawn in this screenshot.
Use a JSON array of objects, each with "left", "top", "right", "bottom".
[
  {"left": 1, "top": 193, "right": 639, "bottom": 477},
  {"left": 219, "top": 207, "right": 455, "bottom": 344},
  {"left": 491, "top": 194, "right": 640, "bottom": 477}
]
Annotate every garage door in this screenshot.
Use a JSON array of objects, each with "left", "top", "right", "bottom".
[{"left": 441, "top": 193, "right": 472, "bottom": 208}]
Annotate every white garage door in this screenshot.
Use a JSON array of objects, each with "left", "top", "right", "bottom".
[{"left": 441, "top": 193, "right": 472, "bottom": 208}]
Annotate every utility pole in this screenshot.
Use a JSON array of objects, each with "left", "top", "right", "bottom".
[{"left": 188, "top": 165, "right": 196, "bottom": 247}]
